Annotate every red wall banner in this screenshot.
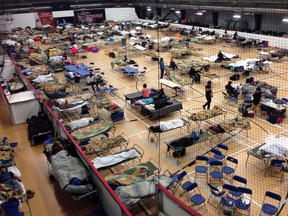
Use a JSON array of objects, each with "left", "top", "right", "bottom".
[{"left": 35, "top": 12, "right": 55, "bottom": 27}]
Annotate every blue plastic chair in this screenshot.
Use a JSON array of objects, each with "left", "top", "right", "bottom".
[
  {"left": 165, "top": 170, "right": 187, "bottom": 193},
  {"left": 218, "top": 184, "right": 237, "bottom": 211},
  {"left": 234, "top": 187, "right": 252, "bottom": 215},
  {"left": 180, "top": 181, "right": 194, "bottom": 201},
  {"left": 208, "top": 148, "right": 222, "bottom": 163},
  {"left": 189, "top": 182, "right": 207, "bottom": 211},
  {"left": 195, "top": 156, "right": 208, "bottom": 180},
  {"left": 207, "top": 183, "right": 225, "bottom": 207},
  {"left": 260, "top": 191, "right": 282, "bottom": 215},
  {"left": 230, "top": 175, "right": 247, "bottom": 197},
  {"left": 208, "top": 160, "right": 223, "bottom": 185},
  {"left": 269, "top": 159, "right": 286, "bottom": 181},
  {"left": 214, "top": 144, "right": 228, "bottom": 160},
  {"left": 222, "top": 156, "right": 238, "bottom": 182}
]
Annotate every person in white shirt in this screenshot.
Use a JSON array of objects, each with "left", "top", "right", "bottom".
[{"left": 87, "top": 74, "right": 96, "bottom": 92}]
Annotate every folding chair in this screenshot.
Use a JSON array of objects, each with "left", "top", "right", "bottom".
[
  {"left": 260, "top": 191, "right": 282, "bottom": 216},
  {"left": 222, "top": 156, "right": 238, "bottom": 182},
  {"left": 268, "top": 159, "right": 286, "bottom": 181},
  {"left": 208, "top": 148, "right": 223, "bottom": 163},
  {"left": 195, "top": 156, "right": 208, "bottom": 180},
  {"left": 180, "top": 181, "right": 194, "bottom": 201},
  {"left": 214, "top": 144, "right": 228, "bottom": 160},
  {"left": 189, "top": 182, "right": 207, "bottom": 211},
  {"left": 207, "top": 183, "right": 225, "bottom": 208},
  {"left": 208, "top": 160, "right": 223, "bottom": 186},
  {"left": 108, "top": 85, "right": 119, "bottom": 96},
  {"left": 234, "top": 187, "right": 252, "bottom": 215},
  {"left": 230, "top": 175, "right": 247, "bottom": 198},
  {"left": 165, "top": 170, "right": 187, "bottom": 194},
  {"left": 218, "top": 184, "right": 237, "bottom": 213}
]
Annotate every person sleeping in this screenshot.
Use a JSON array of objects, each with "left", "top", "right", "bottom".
[{"left": 0, "top": 166, "right": 22, "bottom": 190}]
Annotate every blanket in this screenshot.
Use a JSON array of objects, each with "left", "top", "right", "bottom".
[
  {"left": 81, "top": 135, "right": 127, "bottom": 155},
  {"left": 0, "top": 146, "right": 14, "bottom": 165},
  {"left": 260, "top": 136, "right": 288, "bottom": 157},
  {"left": 158, "top": 119, "right": 185, "bottom": 131},
  {"left": 218, "top": 116, "right": 251, "bottom": 133},
  {"left": 66, "top": 118, "right": 94, "bottom": 131},
  {"left": 115, "top": 175, "right": 173, "bottom": 207},
  {"left": 51, "top": 150, "right": 89, "bottom": 190},
  {"left": 190, "top": 105, "right": 224, "bottom": 121},
  {"left": 92, "top": 149, "right": 140, "bottom": 169},
  {"left": 71, "top": 120, "right": 114, "bottom": 140},
  {"left": 0, "top": 182, "right": 25, "bottom": 201},
  {"left": 105, "top": 166, "right": 148, "bottom": 186}
]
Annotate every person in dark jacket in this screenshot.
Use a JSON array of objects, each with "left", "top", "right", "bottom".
[
  {"left": 225, "top": 81, "right": 239, "bottom": 98},
  {"left": 252, "top": 87, "right": 262, "bottom": 114},
  {"left": 203, "top": 81, "right": 213, "bottom": 110},
  {"left": 169, "top": 58, "right": 178, "bottom": 70},
  {"left": 159, "top": 58, "right": 165, "bottom": 79}
]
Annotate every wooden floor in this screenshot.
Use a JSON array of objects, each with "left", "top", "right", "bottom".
[{"left": 1, "top": 28, "right": 288, "bottom": 215}]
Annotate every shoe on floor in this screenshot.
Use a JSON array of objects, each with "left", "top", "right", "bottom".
[
  {"left": 27, "top": 193, "right": 34, "bottom": 199},
  {"left": 202, "top": 105, "right": 205, "bottom": 110},
  {"left": 27, "top": 189, "right": 35, "bottom": 195}
]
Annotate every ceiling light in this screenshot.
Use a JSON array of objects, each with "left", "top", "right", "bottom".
[
  {"left": 195, "top": 12, "right": 203, "bottom": 16},
  {"left": 282, "top": 18, "right": 288, "bottom": 22},
  {"left": 233, "top": 15, "right": 241, "bottom": 19},
  {"left": 175, "top": 10, "right": 181, "bottom": 14}
]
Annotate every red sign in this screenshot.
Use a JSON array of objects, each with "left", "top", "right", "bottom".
[{"left": 36, "top": 12, "right": 55, "bottom": 27}]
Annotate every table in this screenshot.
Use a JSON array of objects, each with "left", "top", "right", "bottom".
[
  {"left": 159, "top": 79, "right": 181, "bottom": 97},
  {"left": 121, "top": 67, "right": 139, "bottom": 78},
  {"left": 65, "top": 64, "right": 91, "bottom": 76}
]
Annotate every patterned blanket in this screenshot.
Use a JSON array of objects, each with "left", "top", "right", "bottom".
[
  {"left": 219, "top": 116, "right": 251, "bottom": 133},
  {"left": 190, "top": 105, "right": 224, "bottom": 121},
  {"left": 105, "top": 166, "right": 148, "bottom": 186},
  {"left": 0, "top": 183, "right": 24, "bottom": 201},
  {"left": 71, "top": 120, "right": 114, "bottom": 140},
  {"left": 81, "top": 135, "right": 127, "bottom": 155},
  {"left": 0, "top": 146, "right": 14, "bottom": 164}
]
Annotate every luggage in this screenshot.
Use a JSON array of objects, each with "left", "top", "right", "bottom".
[
  {"left": 172, "top": 147, "right": 186, "bottom": 158},
  {"left": 230, "top": 74, "right": 240, "bottom": 81}
]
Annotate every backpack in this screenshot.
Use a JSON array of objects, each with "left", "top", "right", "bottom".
[
  {"left": 246, "top": 77, "right": 254, "bottom": 83},
  {"left": 172, "top": 147, "right": 186, "bottom": 158},
  {"left": 109, "top": 52, "right": 115, "bottom": 58},
  {"left": 230, "top": 74, "right": 240, "bottom": 81}
]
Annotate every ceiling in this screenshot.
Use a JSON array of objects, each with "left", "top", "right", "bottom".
[{"left": 1, "top": 0, "right": 288, "bottom": 14}]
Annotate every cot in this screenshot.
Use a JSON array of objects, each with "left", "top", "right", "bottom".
[
  {"left": 206, "top": 116, "right": 251, "bottom": 142},
  {"left": 115, "top": 175, "right": 173, "bottom": 208},
  {"left": 188, "top": 105, "right": 226, "bottom": 130},
  {"left": 71, "top": 120, "right": 115, "bottom": 141},
  {"left": 165, "top": 131, "right": 211, "bottom": 164},
  {"left": 104, "top": 158, "right": 160, "bottom": 187},
  {"left": 148, "top": 118, "right": 190, "bottom": 146},
  {"left": 246, "top": 136, "right": 288, "bottom": 168},
  {"left": 91, "top": 144, "right": 144, "bottom": 171},
  {"left": 81, "top": 133, "right": 130, "bottom": 155}
]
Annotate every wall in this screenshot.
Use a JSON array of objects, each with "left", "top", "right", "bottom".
[
  {"left": 0, "top": 13, "right": 36, "bottom": 30},
  {"left": 105, "top": 7, "right": 138, "bottom": 21}
]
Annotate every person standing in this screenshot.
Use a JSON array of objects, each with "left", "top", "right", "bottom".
[
  {"left": 203, "top": 81, "right": 213, "bottom": 110},
  {"left": 159, "top": 58, "right": 165, "bottom": 79},
  {"left": 252, "top": 87, "right": 262, "bottom": 114}
]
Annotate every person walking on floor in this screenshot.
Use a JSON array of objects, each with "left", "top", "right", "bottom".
[
  {"left": 159, "top": 57, "right": 165, "bottom": 79},
  {"left": 252, "top": 87, "right": 262, "bottom": 115},
  {"left": 203, "top": 81, "right": 213, "bottom": 110}
]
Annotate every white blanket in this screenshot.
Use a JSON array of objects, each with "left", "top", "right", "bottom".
[
  {"left": 158, "top": 118, "right": 184, "bottom": 131},
  {"left": 260, "top": 136, "right": 288, "bottom": 157},
  {"left": 66, "top": 118, "right": 94, "bottom": 131},
  {"left": 33, "top": 73, "right": 54, "bottom": 83},
  {"left": 92, "top": 149, "right": 140, "bottom": 169},
  {"left": 203, "top": 52, "right": 237, "bottom": 62},
  {"left": 53, "top": 101, "right": 89, "bottom": 112}
]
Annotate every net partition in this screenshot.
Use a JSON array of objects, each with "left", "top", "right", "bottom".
[
  {"left": 44, "top": 103, "right": 133, "bottom": 216},
  {"left": 156, "top": 183, "right": 202, "bottom": 216}
]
